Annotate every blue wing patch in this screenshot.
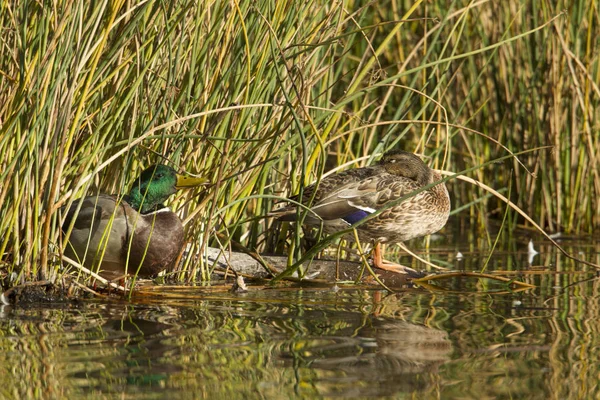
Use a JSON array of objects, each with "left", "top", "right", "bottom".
[{"left": 342, "top": 210, "right": 372, "bottom": 224}]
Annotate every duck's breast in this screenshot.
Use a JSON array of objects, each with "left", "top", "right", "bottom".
[
  {"left": 125, "top": 207, "right": 184, "bottom": 277},
  {"left": 361, "top": 176, "right": 450, "bottom": 243}
]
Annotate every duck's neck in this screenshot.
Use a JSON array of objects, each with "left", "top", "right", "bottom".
[{"left": 125, "top": 190, "right": 169, "bottom": 214}]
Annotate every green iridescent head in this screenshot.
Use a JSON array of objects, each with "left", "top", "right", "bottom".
[{"left": 127, "top": 165, "right": 206, "bottom": 213}]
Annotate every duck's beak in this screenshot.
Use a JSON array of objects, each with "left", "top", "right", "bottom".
[{"left": 175, "top": 174, "right": 208, "bottom": 189}]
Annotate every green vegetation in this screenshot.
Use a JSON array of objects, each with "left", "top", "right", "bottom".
[{"left": 0, "top": 0, "right": 598, "bottom": 284}]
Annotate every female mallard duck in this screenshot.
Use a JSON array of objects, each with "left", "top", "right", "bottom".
[
  {"left": 271, "top": 150, "right": 450, "bottom": 276},
  {"left": 61, "top": 164, "right": 206, "bottom": 280}
]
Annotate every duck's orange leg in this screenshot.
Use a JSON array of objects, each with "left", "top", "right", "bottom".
[{"left": 372, "top": 243, "right": 421, "bottom": 278}]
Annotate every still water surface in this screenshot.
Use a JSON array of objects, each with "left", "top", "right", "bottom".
[{"left": 0, "top": 237, "right": 599, "bottom": 399}]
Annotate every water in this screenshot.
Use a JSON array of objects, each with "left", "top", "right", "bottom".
[{"left": 1, "top": 236, "right": 599, "bottom": 399}]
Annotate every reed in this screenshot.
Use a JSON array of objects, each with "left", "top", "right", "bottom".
[{"left": 0, "top": 1, "right": 598, "bottom": 284}]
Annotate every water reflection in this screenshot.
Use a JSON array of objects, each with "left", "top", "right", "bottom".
[
  {"left": 280, "top": 316, "right": 451, "bottom": 397},
  {"left": 0, "top": 292, "right": 451, "bottom": 398},
  {"left": 0, "top": 237, "right": 598, "bottom": 398}
]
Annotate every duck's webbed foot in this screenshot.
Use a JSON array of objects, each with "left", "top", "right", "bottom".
[{"left": 372, "top": 243, "right": 424, "bottom": 279}]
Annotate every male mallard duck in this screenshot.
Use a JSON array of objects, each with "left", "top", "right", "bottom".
[
  {"left": 61, "top": 164, "right": 206, "bottom": 280},
  {"left": 271, "top": 150, "right": 450, "bottom": 276}
]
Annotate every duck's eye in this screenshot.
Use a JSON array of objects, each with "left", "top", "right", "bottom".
[{"left": 156, "top": 173, "right": 164, "bottom": 179}]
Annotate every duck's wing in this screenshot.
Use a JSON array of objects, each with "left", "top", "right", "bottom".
[
  {"left": 61, "top": 195, "right": 130, "bottom": 271},
  {"left": 272, "top": 167, "right": 380, "bottom": 222},
  {"left": 288, "top": 166, "right": 379, "bottom": 204},
  {"left": 61, "top": 195, "right": 119, "bottom": 232},
  {"left": 309, "top": 175, "right": 421, "bottom": 224}
]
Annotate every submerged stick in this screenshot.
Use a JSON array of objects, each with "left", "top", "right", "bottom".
[
  {"left": 413, "top": 271, "right": 535, "bottom": 289},
  {"left": 398, "top": 243, "right": 448, "bottom": 271},
  {"left": 61, "top": 255, "right": 126, "bottom": 292}
]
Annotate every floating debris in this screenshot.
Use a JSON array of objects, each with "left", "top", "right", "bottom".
[
  {"left": 230, "top": 275, "right": 248, "bottom": 293},
  {"left": 527, "top": 240, "right": 539, "bottom": 255},
  {"left": 290, "top": 270, "right": 321, "bottom": 280},
  {"left": 527, "top": 239, "right": 539, "bottom": 265},
  {"left": 304, "top": 271, "right": 322, "bottom": 280}
]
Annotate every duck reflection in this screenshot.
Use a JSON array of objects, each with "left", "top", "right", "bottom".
[
  {"left": 67, "top": 304, "right": 182, "bottom": 389},
  {"left": 279, "top": 312, "right": 451, "bottom": 396}
]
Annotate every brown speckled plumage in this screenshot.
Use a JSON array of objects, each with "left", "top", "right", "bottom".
[{"left": 272, "top": 150, "right": 450, "bottom": 246}]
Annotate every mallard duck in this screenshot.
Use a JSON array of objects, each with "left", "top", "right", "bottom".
[
  {"left": 61, "top": 164, "right": 206, "bottom": 280},
  {"left": 271, "top": 150, "right": 450, "bottom": 276}
]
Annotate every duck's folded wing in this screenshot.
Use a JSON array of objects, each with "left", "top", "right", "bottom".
[
  {"left": 311, "top": 176, "right": 421, "bottom": 224},
  {"left": 286, "top": 166, "right": 379, "bottom": 204},
  {"left": 61, "top": 195, "right": 130, "bottom": 265},
  {"left": 62, "top": 201, "right": 101, "bottom": 233},
  {"left": 61, "top": 195, "right": 120, "bottom": 233},
  {"left": 309, "top": 179, "right": 380, "bottom": 223}
]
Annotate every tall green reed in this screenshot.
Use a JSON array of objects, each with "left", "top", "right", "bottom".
[{"left": 0, "top": 1, "right": 597, "bottom": 284}]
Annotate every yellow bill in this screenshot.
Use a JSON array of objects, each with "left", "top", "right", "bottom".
[{"left": 175, "top": 174, "right": 208, "bottom": 189}]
